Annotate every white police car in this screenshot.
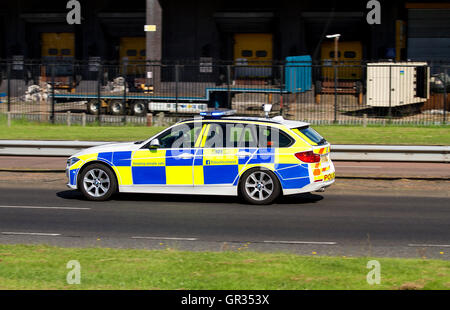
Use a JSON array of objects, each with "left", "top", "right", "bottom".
[{"left": 66, "top": 111, "right": 335, "bottom": 204}]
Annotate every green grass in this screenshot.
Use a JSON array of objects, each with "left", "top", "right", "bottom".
[
  {"left": 0, "top": 116, "right": 449, "bottom": 145},
  {"left": 0, "top": 244, "right": 449, "bottom": 290},
  {"left": 316, "top": 125, "right": 450, "bottom": 145}
]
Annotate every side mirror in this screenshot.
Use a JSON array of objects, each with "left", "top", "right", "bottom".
[{"left": 149, "top": 139, "right": 160, "bottom": 148}]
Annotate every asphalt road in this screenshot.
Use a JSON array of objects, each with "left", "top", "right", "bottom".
[{"left": 0, "top": 184, "right": 449, "bottom": 259}]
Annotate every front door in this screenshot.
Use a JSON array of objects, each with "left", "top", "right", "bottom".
[{"left": 131, "top": 122, "right": 203, "bottom": 186}]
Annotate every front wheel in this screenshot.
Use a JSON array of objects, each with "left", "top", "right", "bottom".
[
  {"left": 239, "top": 169, "right": 281, "bottom": 205},
  {"left": 79, "top": 164, "right": 117, "bottom": 201}
]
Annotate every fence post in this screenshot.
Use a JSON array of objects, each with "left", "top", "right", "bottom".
[
  {"left": 334, "top": 65, "right": 338, "bottom": 124},
  {"left": 123, "top": 66, "right": 127, "bottom": 124},
  {"left": 67, "top": 111, "right": 71, "bottom": 127},
  {"left": 175, "top": 64, "right": 179, "bottom": 114},
  {"left": 227, "top": 65, "right": 231, "bottom": 109},
  {"left": 51, "top": 64, "right": 55, "bottom": 124},
  {"left": 444, "top": 67, "right": 447, "bottom": 125},
  {"left": 7, "top": 111, "right": 11, "bottom": 127},
  {"left": 388, "top": 65, "right": 392, "bottom": 123},
  {"left": 7, "top": 62, "right": 11, "bottom": 112},
  {"left": 82, "top": 112, "right": 86, "bottom": 127},
  {"left": 279, "top": 64, "right": 284, "bottom": 117},
  {"left": 97, "top": 65, "right": 102, "bottom": 125}
]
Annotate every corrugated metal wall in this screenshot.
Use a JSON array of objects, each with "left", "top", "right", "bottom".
[{"left": 407, "top": 9, "right": 450, "bottom": 63}]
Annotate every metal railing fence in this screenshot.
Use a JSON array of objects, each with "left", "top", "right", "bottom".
[{"left": 0, "top": 59, "right": 448, "bottom": 126}]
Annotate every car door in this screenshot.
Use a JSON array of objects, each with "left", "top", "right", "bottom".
[
  {"left": 131, "top": 122, "right": 203, "bottom": 186},
  {"left": 195, "top": 122, "right": 258, "bottom": 187}
]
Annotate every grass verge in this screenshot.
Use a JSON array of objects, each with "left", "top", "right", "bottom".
[
  {"left": 0, "top": 244, "right": 449, "bottom": 290},
  {"left": 0, "top": 117, "right": 449, "bottom": 145}
]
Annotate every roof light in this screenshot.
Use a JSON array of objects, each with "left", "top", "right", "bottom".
[{"left": 200, "top": 110, "right": 236, "bottom": 118}]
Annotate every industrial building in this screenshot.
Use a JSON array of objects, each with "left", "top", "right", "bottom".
[{"left": 0, "top": 0, "right": 449, "bottom": 64}]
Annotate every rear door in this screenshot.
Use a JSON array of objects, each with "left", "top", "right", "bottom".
[{"left": 195, "top": 122, "right": 258, "bottom": 187}]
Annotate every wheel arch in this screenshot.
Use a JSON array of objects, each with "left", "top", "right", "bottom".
[
  {"left": 237, "top": 165, "right": 283, "bottom": 196},
  {"left": 76, "top": 160, "right": 119, "bottom": 190}
]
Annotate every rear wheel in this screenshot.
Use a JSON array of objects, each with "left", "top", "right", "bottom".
[
  {"left": 131, "top": 101, "right": 147, "bottom": 116},
  {"left": 239, "top": 168, "right": 281, "bottom": 205},
  {"left": 109, "top": 100, "right": 125, "bottom": 115},
  {"left": 79, "top": 164, "right": 117, "bottom": 201}
]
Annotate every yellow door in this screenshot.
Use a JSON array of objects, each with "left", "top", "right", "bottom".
[
  {"left": 120, "top": 37, "right": 146, "bottom": 75},
  {"left": 321, "top": 41, "right": 362, "bottom": 80},
  {"left": 41, "top": 33, "right": 75, "bottom": 58},
  {"left": 234, "top": 33, "right": 273, "bottom": 78},
  {"left": 234, "top": 33, "right": 273, "bottom": 64}
]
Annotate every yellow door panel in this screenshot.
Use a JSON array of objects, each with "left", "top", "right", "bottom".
[
  {"left": 41, "top": 33, "right": 75, "bottom": 58},
  {"left": 120, "top": 37, "right": 146, "bottom": 74},
  {"left": 166, "top": 166, "right": 192, "bottom": 185},
  {"left": 234, "top": 33, "right": 273, "bottom": 65},
  {"left": 321, "top": 41, "right": 362, "bottom": 80}
]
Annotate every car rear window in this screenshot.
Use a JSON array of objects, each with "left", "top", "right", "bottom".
[{"left": 294, "top": 126, "right": 327, "bottom": 146}]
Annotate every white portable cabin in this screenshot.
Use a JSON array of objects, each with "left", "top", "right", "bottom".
[{"left": 366, "top": 62, "right": 430, "bottom": 107}]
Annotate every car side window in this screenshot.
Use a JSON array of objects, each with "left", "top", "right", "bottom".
[
  {"left": 258, "top": 126, "right": 294, "bottom": 148},
  {"left": 157, "top": 123, "right": 202, "bottom": 149},
  {"left": 203, "top": 123, "right": 259, "bottom": 148},
  {"left": 204, "top": 123, "right": 226, "bottom": 148}
]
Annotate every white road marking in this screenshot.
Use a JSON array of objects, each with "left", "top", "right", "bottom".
[
  {"left": 263, "top": 240, "right": 337, "bottom": 245},
  {"left": 131, "top": 236, "right": 198, "bottom": 241},
  {"left": 2, "top": 232, "right": 61, "bottom": 236},
  {"left": 408, "top": 244, "right": 450, "bottom": 248},
  {"left": 0, "top": 205, "right": 90, "bottom": 210}
]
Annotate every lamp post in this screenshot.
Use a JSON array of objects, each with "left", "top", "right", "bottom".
[
  {"left": 326, "top": 34, "right": 341, "bottom": 64},
  {"left": 326, "top": 34, "right": 341, "bottom": 123}
]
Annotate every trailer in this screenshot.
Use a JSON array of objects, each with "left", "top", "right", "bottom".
[{"left": 49, "top": 55, "right": 314, "bottom": 116}]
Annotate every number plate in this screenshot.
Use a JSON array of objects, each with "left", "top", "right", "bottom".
[{"left": 323, "top": 172, "right": 335, "bottom": 182}]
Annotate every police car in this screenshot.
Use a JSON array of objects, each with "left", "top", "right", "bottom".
[{"left": 66, "top": 110, "right": 335, "bottom": 204}]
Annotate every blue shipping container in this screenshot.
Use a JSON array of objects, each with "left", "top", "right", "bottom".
[{"left": 285, "top": 55, "right": 312, "bottom": 93}]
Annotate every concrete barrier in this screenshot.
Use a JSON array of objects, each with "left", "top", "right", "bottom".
[{"left": 0, "top": 140, "right": 448, "bottom": 162}]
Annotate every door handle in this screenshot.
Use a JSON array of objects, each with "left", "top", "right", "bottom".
[
  {"left": 176, "top": 153, "right": 194, "bottom": 159},
  {"left": 236, "top": 151, "right": 253, "bottom": 157}
]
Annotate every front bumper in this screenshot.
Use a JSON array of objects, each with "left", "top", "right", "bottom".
[{"left": 66, "top": 167, "right": 77, "bottom": 189}]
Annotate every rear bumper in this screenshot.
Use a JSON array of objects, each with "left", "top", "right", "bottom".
[
  {"left": 283, "top": 159, "right": 335, "bottom": 196},
  {"left": 283, "top": 178, "right": 335, "bottom": 196}
]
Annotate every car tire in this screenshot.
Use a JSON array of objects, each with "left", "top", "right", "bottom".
[
  {"left": 239, "top": 168, "right": 281, "bottom": 205},
  {"left": 79, "top": 163, "right": 117, "bottom": 201}
]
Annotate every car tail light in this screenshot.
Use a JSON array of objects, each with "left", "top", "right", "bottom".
[{"left": 295, "top": 151, "right": 321, "bottom": 163}]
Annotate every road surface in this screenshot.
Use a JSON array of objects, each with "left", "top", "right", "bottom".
[{"left": 0, "top": 176, "right": 448, "bottom": 259}]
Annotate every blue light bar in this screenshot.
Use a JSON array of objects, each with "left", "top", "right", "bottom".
[{"left": 200, "top": 110, "right": 236, "bottom": 118}]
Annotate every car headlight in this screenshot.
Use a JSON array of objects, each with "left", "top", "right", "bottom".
[{"left": 67, "top": 157, "right": 80, "bottom": 167}]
